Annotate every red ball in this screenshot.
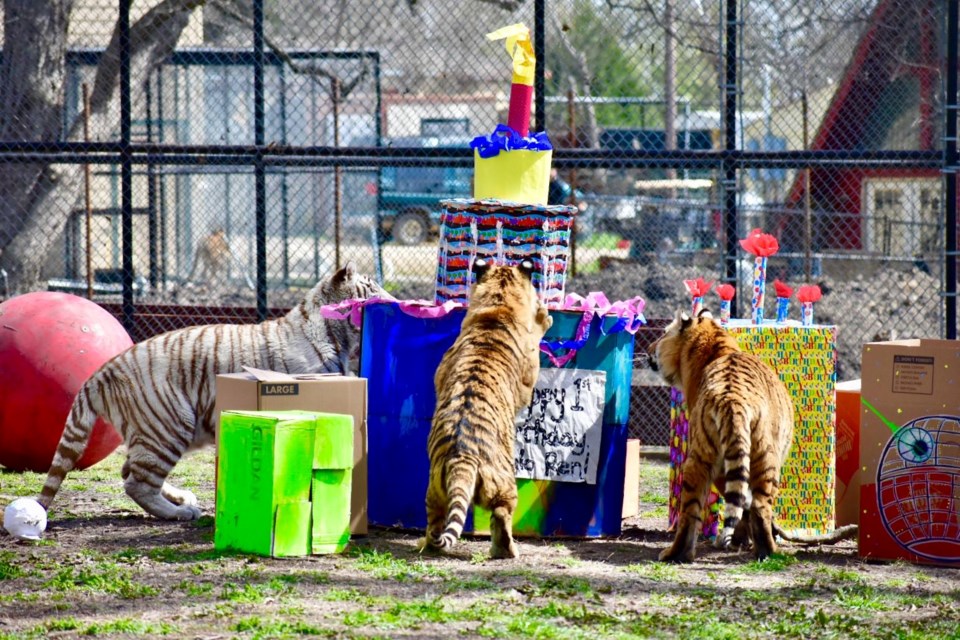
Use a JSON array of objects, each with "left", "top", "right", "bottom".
[{"left": 0, "top": 292, "right": 130, "bottom": 472}]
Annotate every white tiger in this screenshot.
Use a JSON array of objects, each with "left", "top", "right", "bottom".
[{"left": 38, "top": 262, "right": 388, "bottom": 521}]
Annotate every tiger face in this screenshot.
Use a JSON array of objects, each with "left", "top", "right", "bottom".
[
  {"left": 647, "top": 309, "right": 719, "bottom": 389},
  {"left": 305, "top": 260, "right": 392, "bottom": 317}
]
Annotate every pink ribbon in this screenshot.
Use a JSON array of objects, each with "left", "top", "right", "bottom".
[
  {"left": 320, "top": 296, "right": 463, "bottom": 327},
  {"left": 321, "top": 293, "right": 646, "bottom": 368},
  {"left": 538, "top": 292, "right": 647, "bottom": 367}
]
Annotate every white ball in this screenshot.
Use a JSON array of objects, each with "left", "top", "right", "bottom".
[{"left": 3, "top": 497, "right": 47, "bottom": 541}]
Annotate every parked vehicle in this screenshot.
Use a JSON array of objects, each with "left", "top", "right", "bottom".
[{"left": 375, "top": 136, "right": 473, "bottom": 245}]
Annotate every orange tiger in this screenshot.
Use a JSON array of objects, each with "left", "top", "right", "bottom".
[
  {"left": 187, "top": 227, "right": 232, "bottom": 285},
  {"left": 38, "top": 262, "right": 388, "bottom": 521},
  {"left": 647, "top": 309, "right": 794, "bottom": 562},
  {"left": 418, "top": 259, "right": 552, "bottom": 559}
]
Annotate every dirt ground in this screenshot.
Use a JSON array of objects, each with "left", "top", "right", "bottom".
[{"left": 1, "top": 450, "right": 957, "bottom": 639}]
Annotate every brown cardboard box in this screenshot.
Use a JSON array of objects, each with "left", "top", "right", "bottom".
[
  {"left": 835, "top": 380, "right": 861, "bottom": 527},
  {"left": 621, "top": 439, "right": 641, "bottom": 519},
  {"left": 859, "top": 340, "right": 960, "bottom": 566},
  {"left": 214, "top": 368, "right": 368, "bottom": 535}
]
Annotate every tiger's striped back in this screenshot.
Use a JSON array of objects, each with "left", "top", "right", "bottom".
[
  {"left": 38, "top": 261, "right": 387, "bottom": 522},
  {"left": 648, "top": 309, "right": 794, "bottom": 563},
  {"left": 420, "top": 259, "right": 552, "bottom": 559}
]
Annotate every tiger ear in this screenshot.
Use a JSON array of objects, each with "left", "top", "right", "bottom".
[
  {"left": 331, "top": 260, "right": 356, "bottom": 285},
  {"left": 678, "top": 309, "right": 693, "bottom": 329},
  {"left": 698, "top": 308, "right": 713, "bottom": 320},
  {"left": 517, "top": 259, "right": 535, "bottom": 280},
  {"left": 472, "top": 258, "right": 491, "bottom": 281}
]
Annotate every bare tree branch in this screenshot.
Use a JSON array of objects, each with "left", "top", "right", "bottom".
[{"left": 216, "top": 0, "right": 370, "bottom": 101}]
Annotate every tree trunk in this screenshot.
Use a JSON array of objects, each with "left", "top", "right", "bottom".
[
  {"left": 663, "top": 0, "right": 677, "bottom": 189},
  {"left": 0, "top": 0, "right": 206, "bottom": 294},
  {"left": 0, "top": 0, "right": 76, "bottom": 256},
  {"left": 549, "top": 11, "right": 599, "bottom": 149}
]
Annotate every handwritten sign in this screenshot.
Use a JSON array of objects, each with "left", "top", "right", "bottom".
[{"left": 514, "top": 368, "right": 606, "bottom": 484}]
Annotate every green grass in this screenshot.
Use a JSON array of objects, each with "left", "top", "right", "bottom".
[
  {"left": 574, "top": 259, "right": 602, "bottom": 275},
  {"left": 44, "top": 563, "right": 158, "bottom": 599},
  {"left": 0, "top": 468, "right": 45, "bottom": 499},
  {"left": 623, "top": 561, "right": 680, "bottom": 582},
  {"left": 220, "top": 578, "right": 295, "bottom": 604},
  {"left": 834, "top": 585, "right": 893, "bottom": 611},
  {"left": 82, "top": 618, "right": 178, "bottom": 636},
  {"left": 349, "top": 547, "right": 450, "bottom": 582},
  {"left": 117, "top": 545, "right": 234, "bottom": 564},
  {"left": 816, "top": 565, "right": 866, "bottom": 584},
  {"left": 513, "top": 574, "right": 601, "bottom": 599},
  {"left": 233, "top": 616, "right": 328, "bottom": 638},
  {"left": 639, "top": 492, "right": 669, "bottom": 506},
  {"left": 738, "top": 552, "right": 799, "bottom": 572},
  {"left": 579, "top": 232, "right": 624, "bottom": 250},
  {"left": 342, "top": 597, "right": 458, "bottom": 630},
  {"left": 639, "top": 505, "right": 669, "bottom": 520},
  {"left": 0, "top": 551, "right": 26, "bottom": 580}
]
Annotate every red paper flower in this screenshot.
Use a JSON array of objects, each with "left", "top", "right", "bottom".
[
  {"left": 716, "top": 284, "right": 735, "bottom": 301},
  {"left": 683, "top": 277, "right": 714, "bottom": 297},
  {"left": 797, "top": 284, "right": 822, "bottom": 304},
  {"left": 738, "top": 228, "right": 780, "bottom": 257},
  {"left": 774, "top": 279, "right": 793, "bottom": 299}
]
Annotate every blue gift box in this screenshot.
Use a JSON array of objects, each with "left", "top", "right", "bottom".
[{"left": 359, "top": 300, "right": 636, "bottom": 537}]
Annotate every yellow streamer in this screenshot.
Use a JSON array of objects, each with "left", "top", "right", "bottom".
[{"left": 486, "top": 23, "right": 535, "bottom": 87}]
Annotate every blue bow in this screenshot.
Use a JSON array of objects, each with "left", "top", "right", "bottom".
[{"left": 470, "top": 124, "right": 553, "bottom": 158}]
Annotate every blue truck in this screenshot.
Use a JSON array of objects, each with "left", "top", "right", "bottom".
[{"left": 375, "top": 136, "right": 473, "bottom": 245}]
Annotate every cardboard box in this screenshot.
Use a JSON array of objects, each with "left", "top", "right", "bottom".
[
  {"left": 621, "top": 439, "right": 641, "bottom": 519},
  {"left": 214, "top": 410, "right": 353, "bottom": 557},
  {"left": 859, "top": 339, "right": 960, "bottom": 566},
  {"left": 835, "top": 379, "right": 861, "bottom": 527},
  {"left": 215, "top": 369, "right": 368, "bottom": 535}
]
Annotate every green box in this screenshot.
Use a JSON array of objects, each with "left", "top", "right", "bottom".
[
  {"left": 215, "top": 410, "right": 354, "bottom": 557},
  {"left": 311, "top": 412, "right": 354, "bottom": 554}
]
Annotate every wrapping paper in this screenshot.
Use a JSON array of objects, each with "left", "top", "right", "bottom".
[
  {"left": 359, "top": 300, "right": 639, "bottom": 537},
  {"left": 434, "top": 198, "right": 577, "bottom": 306},
  {"left": 668, "top": 322, "right": 838, "bottom": 538}
]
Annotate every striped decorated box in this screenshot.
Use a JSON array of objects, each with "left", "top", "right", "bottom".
[
  {"left": 435, "top": 198, "right": 578, "bottom": 307},
  {"left": 668, "top": 321, "right": 838, "bottom": 538}
]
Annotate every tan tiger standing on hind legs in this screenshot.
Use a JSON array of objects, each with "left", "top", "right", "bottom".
[
  {"left": 38, "top": 262, "right": 389, "bottom": 522},
  {"left": 647, "top": 309, "right": 796, "bottom": 563},
  {"left": 419, "top": 259, "right": 553, "bottom": 559}
]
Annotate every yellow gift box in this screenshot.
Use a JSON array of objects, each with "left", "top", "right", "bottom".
[{"left": 473, "top": 148, "right": 552, "bottom": 205}]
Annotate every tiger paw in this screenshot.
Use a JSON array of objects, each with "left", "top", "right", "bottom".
[
  {"left": 714, "top": 527, "right": 735, "bottom": 550},
  {"left": 172, "top": 489, "right": 198, "bottom": 508},
  {"left": 490, "top": 541, "right": 519, "bottom": 560},
  {"left": 173, "top": 505, "right": 202, "bottom": 521},
  {"left": 658, "top": 545, "right": 694, "bottom": 563}
]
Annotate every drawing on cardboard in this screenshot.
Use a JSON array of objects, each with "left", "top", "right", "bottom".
[{"left": 877, "top": 415, "right": 960, "bottom": 562}]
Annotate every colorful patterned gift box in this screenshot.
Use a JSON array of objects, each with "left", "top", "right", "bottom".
[
  {"left": 435, "top": 198, "right": 578, "bottom": 308},
  {"left": 668, "top": 321, "right": 838, "bottom": 538},
  {"left": 322, "top": 294, "right": 643, "bottom": 538}
]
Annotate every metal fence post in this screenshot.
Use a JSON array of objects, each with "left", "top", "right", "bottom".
[
  {"left": 119, "top": 0, "right": 134, "bottom": 335},
  {"left": 254, "top": 0, "right": 267, "bottom": 321},
  {"left": 722, "top": 0, "right": 740, "bottom": 316},
  {"left": 946, "top": 0, "right": 958, "bottom": 340},
  {"left": 534, "top": 0, "right": 545, "bottom": 134}
]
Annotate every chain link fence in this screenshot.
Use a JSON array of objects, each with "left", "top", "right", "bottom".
[{"left": 0, "top": 0, "right": 956, "bottom": 445}]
